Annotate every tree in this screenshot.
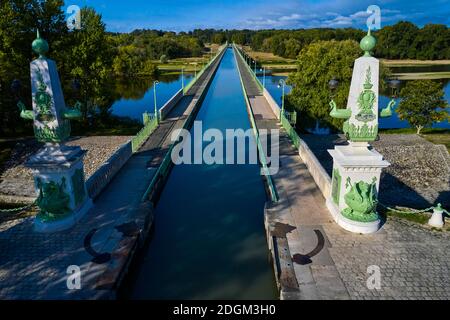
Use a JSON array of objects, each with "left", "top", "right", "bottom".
[
  {"left": 212, "top": 33, "right": 226, "bottom": 44},
  {"left": 231, "top": 33, "right": 246, "bottom": 45},
  {"left": 65, "top": 7, "right": 114, "bottom": 121},
  {"left": 0, "top": 0, "right": 67, "bottom": 135},
  {"left": 287, "top": 40, "right": 361, "bottom": 130},
  {"left": 397, "top": 80, "right": 448, "bottom": 134},
  {"left": 375, "top": 21, "right": 419, "bottom": 59}
]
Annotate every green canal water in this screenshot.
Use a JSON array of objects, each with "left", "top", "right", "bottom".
[{"left": 126, "top": 48, "right": 277, "bottom": 299}]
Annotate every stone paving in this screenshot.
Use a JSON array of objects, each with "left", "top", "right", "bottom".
[{"left": 235, "top": 46, "right": 450, "bottom": 300}]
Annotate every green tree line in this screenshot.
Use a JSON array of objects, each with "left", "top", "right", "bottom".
[{"left": 197, "top": 22, "right": 450, "bottom": 60}]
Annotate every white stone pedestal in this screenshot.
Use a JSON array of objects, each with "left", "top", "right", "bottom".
[
  {"left": 26, "top": 144, "right": 92, "bottom": 233},
  {"left": 326, "top": 143, "right": 390, "bottom": 234}
]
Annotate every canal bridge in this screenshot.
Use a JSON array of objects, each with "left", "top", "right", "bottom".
[{"left": 1, "top": 41, "right": 450, "bottom": 300}]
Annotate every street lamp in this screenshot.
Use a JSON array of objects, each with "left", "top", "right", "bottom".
[
  {"left": 153, "top": 80, "right": 159, "bottom": 123},
  {"left": 253, "top": 60, "right": 257, "bottom": 76},
  {"left": 277, "top": 79, "right": 286, "bottom": 116},
  {"left": 11, "top": 79, "right": 21, "bottom": 101},
  {"left": 328, "top": 77, "right": 339, "bottom": 98},
  {"left": 260, "top": 67, "right": 266, "bottom": 89},
  {"left": 181, "top": 67, "right": 185, "bottom": 90}
]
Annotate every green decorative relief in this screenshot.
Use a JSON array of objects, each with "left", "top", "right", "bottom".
[
  {"left": 355, "top": 67, "right": 376, "bottom": 123},
  {"left": 329, "top": 100, "right": 351, "bottom": 119},
  {"left": 33, "top": 120, "right": 71, "bottom": 143},
  {"left": 344, "top": 122, "right": 378, "bottom": 142},
  {"left": 341, "top": 177, "right": 378, "bottom": 222},
  {"left": 331, "top": 169, "right": 342, "bottom": 205},
  {"left": 36, "top": 177, "right": 71, "bottom": 222},
  {"left": 34, "top": 68, "right": 54, "bottom": 122},
  {"left": 71, "top": 169, "right": 86, "bottom": 207},
  {"left": 17, "top": 101, "right": 34, "bottom": 120}
]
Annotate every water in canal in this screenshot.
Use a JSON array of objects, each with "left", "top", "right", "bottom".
[{"left": 127, "top": 48, "right": 277, "bottom": 299}]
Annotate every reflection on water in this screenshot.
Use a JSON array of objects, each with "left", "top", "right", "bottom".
[{"left": 111, "top": 73, "right": 194, "bottom": 122}]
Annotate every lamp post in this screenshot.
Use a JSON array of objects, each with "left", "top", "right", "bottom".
[
  {"left": 260, "top": 67, "right": 266, "bottom": 88},
  {"left": 278, "top": 79, "right": 286, "bottom": 117},
  {"left": 153, "top": 80, "right": 159, "bottom": 123},
  {"left": 181, "top": 67, "right": 185, "bottom": 90}
]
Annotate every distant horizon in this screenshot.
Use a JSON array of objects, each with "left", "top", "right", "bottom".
[
  {"left": 105, "top": 23, "right": 446, "bottom": 35},
  {"left": 64, "top": 0, "right": 450, "bottom": 33}
]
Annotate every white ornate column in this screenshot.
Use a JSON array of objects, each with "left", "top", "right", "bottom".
[
  {"left": 326, "top": 30, "right": 393, "bottom": 234},
  {"left": 17, "top": 31, "right": 92, "bottom": 232}
]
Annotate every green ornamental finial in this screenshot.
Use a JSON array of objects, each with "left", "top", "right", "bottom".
[
  {"left": 32, "top": 29, "right": 49, "bottom": 59},
  {"left": 360, "top": 28, "right": 376, "bottom": 57}
]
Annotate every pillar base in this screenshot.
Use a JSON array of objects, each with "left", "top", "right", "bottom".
[
  {"left": 26, "top": 143, "right": 92, "bottom": 233},
  {"left": 326, "top": 198, "right": 381, "bottom": 234},
  {"left": 34, "top": 198, "right": 93, "bottom": 233},
  {"left": 326, "top": 144, "right": 389, "bottom": 234}
]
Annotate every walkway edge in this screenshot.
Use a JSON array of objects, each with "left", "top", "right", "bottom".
[{"left": 233, "top": 44, "right": 300, "bottom": 300}]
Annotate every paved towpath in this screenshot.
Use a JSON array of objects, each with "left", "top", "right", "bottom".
[
  {"left": 235, "top": 46, "right": 450, "bottom": 300},
  {"left": 0, "top": 50, "right": 225, "bottom": 299}
]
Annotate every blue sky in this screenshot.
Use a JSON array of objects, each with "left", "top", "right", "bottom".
[{"left": 65, "top": 0, "right": 450, "bottom": 32}]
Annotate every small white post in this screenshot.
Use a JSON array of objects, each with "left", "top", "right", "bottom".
[{"left": 428, "top": 204, "right": 444, "bottom": 228}]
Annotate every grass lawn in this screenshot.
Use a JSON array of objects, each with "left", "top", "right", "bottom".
[
  {"left": 0, "top": 203, "right": 36, "bottom": 223},
  {"left": 157, "top": 45, "right": 220, "bottom": 74},
  {"left": 381, "top": 59, "right": 450, "bottom": 67},
  {"left": 385, "top": 209, "right": 450, "bottom": 232},
  {"left": 392, "top": 72, "right": 450, "bottom": 80},
  {"left": 386, "top": 209, "right": 430, "bottom": 224},
  {"left": 240, "top": 46, "right": 297, "bottom": 75}
]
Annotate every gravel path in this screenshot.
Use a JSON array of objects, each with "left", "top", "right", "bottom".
[
  {"left": 0, "top": 136, "right": 132, "bottom": 198},
  {"left": 301, "top": 134, "right": 450, "bottom": 209}
]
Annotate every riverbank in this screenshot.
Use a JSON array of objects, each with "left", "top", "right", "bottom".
[
  {"left": 382, "top": 59, "right": 450, "bottom": 66},
  {"left": 156, "top": 44, "right": 221, "bottom": 74},
  {"left": 240, "top": 46, "right": 297, "bottom": 76}
]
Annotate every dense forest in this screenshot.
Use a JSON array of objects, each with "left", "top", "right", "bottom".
[
  {"left": 191, "top": 23, "right": 450, "bottom": 60},
  {"left": 0, "top": 0, "right": 448, "bottom": 137}
]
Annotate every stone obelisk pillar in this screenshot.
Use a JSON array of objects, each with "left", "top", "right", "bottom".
[
  {"left": 326, "top": 30, "right": 391, "bottom": 234},
  {"left": 18, "top": 31, "right": 92, "bottom": 233}
]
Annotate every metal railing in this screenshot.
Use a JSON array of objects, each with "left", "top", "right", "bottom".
[
  {"left": 280, "top": 111, "right": 301, "bottom": 150},
  {"left": 234, "top": 45, "right": 301, "bottom": 153},
  {"left": 131, "top": 113, "right": 158, "bottom": 152},
  {"left": 284, "top": 110, "right": 297, "bottom": 126},
  {"left": 234, "top": 45, "right": 264, "bottom": 92},
  {"left": 232, "top": 44, "right": 279, "bottom": 203}
]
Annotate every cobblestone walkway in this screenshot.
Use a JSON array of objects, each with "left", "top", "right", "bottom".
[{"left": 235, "top": 46, "right": 450, "bottom": 300}]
